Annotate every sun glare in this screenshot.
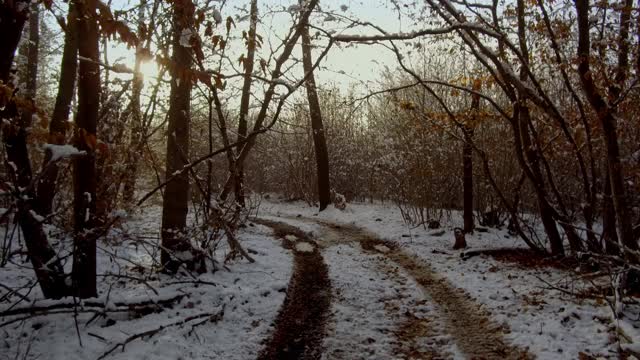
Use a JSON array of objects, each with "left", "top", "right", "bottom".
[{"left": 138, "top": 59, "right": 160, "bottom": 82}]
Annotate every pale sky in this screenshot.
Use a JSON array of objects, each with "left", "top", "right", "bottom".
[{"left": 103, "top": 0, "right": 420, "bottom": 93}]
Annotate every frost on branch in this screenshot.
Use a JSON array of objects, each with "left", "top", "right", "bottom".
[{"left": 43, "top": 144, "right": 86, "bottom": 162}]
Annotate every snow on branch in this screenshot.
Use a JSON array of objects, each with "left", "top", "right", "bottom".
[{"left": 43, "top": 144, "right": 86, "bottom": 162}]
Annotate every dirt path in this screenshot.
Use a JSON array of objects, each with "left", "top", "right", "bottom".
[
  {"left": 254, "top": 219, "right": 331, "bottom": 360},
  {"left": 317, "top": 221, "right": 532, "bottom": 360},
  {"left": 255, "top": 216, "right": 531, "bottom": 359}
]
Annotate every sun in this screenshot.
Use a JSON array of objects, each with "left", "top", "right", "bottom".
[{"left": 138, "top": 59, "right": 160, "bottom": 82}]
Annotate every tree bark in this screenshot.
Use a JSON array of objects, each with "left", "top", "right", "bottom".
[
  {"left": 72, "top": 0, "right": 100, "bottom": 298},
  {"left": 300, "top": 9, "right": 331, "bottom": 211},
  {"left": 575, "top": 0, "right": 638, "bottom": 255},
  {"left": 20, "top": 2, "right": 39, "bottom": 126},
  {"left": 462, "top": 81, "right": 479, "bottom": 233},
  {"left": 161, "top": 1, "right": 193, "bottom": 273},
  {"left": 0, "top": 1, "right": 69, "bottom": 299},
  {"left": 36, "top": 3, "right": 78, "bottom": 216},
  {"left": 603, "top": 169, "right": 620, "bottom": 254},
  {"left": 122, "top": 1, "right": 146, "bottom": 211},
  {"left": 516, "top": 0, "right": 566, "bottom": 255},
  {"left": 232, "top": 0, "right": 259, "bottom": 208},
  {"left": 0, "top": 1, "right": 27, "bottom": 82}
]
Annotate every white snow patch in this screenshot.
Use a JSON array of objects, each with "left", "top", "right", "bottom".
[
  {"left": 212, "top": 8, "right": 222, "bottom": 24},
  {"left": 179, "top": 28, "right": 194, "bottom": 47},
  {"left": 295, "top": 241, "right": 314, "bottom": 253},
  {"left": 29, "top": 210, "right": 45, "bottom": 222},
  {"left": 373, "top": 244, "right": 390, "bottom": 253},
  {"left": 284, "top": 234, "right": 298, "bottom": 242},
  {"left": 43, "top": 144, "right": 86, "bottom": 162}
]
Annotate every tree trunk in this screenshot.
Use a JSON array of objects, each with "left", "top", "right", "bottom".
[
  {"left": 20, "top": 2, "right": 39, "bottom": 126},
  {"left": 516, "top": 0, "right": 566, "bottom": 255},
  {"left": 300, "top": 10, "right": 331, "bottom": 211},
  {"left": 575, "top": 0, "right": 638, "bottom": 256},
  {"left": 463, "top": 81, "right": 480, "bottom": 233},
  {"left": 217, "top": 0, "right": 319, "bottom": 202},
  {"left": 36, "top": 3, "right": 78, "bottom": 216},
  {"left": 232, "top": 0, "right": 258, "bottom": 207},
  {"left": 0, "top": 1, "right": 27, "bottom": 82},
  {"left": 603, "top": 170, "right": 620, "bottom": 254},
  {"left": 511, "top": 102, "right": 565, "bottom": 256},
  {"left": 122, "top": 2, "right": 146, "bottom": 211},
  {"left": 462, "top": 126, "right": 473, "bottom": 233},
  {"left": 0, "top": 1, "right": 69, "bottom": 299},
  {"left": 161, "top": 2, "right": 193, "bottom": 273},
  {"left": 72, "top": 0, "right": 100, "bottom": 298}
]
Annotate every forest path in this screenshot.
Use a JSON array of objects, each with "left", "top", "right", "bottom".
[
  {"left": 262, "top": 216, "right": 532, "bottom": 359},
  {"left": 253, "top": 219, "right": 332, "bottom": 360}
]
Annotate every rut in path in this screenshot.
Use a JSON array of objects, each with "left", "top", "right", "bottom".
[
  {"left": 317, "top": 221, "right": 533, "bottom": 360},
  {"left": 254, "top": 219, "right": 331, "bottom": 360}
]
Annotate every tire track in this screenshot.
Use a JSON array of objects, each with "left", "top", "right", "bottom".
[
  {"left": 319, "top": 221, "right": 533, "bottom": 360},
  {"left": 254, "top": 219, "right": 331, "bottom": 360}
]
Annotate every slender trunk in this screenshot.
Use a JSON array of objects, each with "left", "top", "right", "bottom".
[
  {"left": 37, "top": 3, "right": 78, "bottom": 215},
  {"left": 300, "top": 9, "right": 331, "bottom": 211},
  {"left": 205, "top": 96, "right": 213, "bottom": 215},
  {"left": 463, "top": 81, "right": 480, "bottom": 233},
  {"left": 233, "top": 0, "right": 258, "bottom": 207},
  {"left": 72, "top": 0, "right": 100, "bottom": 298},
  {"left": 516, "top": 0, "right": 566, "bottom": 255},
  {"left": 603, "top": 169, "right": 620, "bottom": 254},
  {"left": 1, "top": 1, "right": 69, "bottom": 299},
  {"left": 576, "top": 0, "right": 638, "bottom": 255},
  {"left": 161, "top": 2, "right": 193, "bottom": 273},
  {"left": 462, "top": 126, "right": 473, "bottom": 233},
  {"left": 20, "top": 2, "right": 39, "bottom": 125},
  {"left": 518, "top": 107, "right": 565, "bottom": 255},
  {"left": 0, "top": 1, "right": 27, "bottom": 81},
  {"left": 218, "top": 0, "right": 319, "bottom": 201},
  {"left": 122, "top": 2, "right": 146, "bottom": 211}
]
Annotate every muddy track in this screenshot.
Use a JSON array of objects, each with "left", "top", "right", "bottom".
[
  {"left": 311, "top": 220, "right": 533, "bottom": 359},
  {"left": 253, "top": 219, "right": 331, "bottom": 360},
  {"left": 376, "top": 259, "right": 453, "bottom": 359}
]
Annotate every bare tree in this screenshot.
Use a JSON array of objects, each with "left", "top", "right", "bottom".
[
  {"left": 37, "top": 3, "right": 78, "bottom": 216},
  {"left": 161, "top": 0, "right": 195, "bottom": 273},
  {"left": 300, "top": 4, "right": 331, "bottom": 211},
  {"left": 72, "top": 0, "right": 101, "bottom": 298},
  {"left": 0, "top": 0, "right": 69, "bottom": 299}
]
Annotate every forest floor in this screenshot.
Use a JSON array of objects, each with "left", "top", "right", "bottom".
[{"left": 1, "top": 199, "right": 638, "bottom": 359}]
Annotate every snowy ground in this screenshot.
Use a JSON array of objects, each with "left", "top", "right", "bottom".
[
  {"left": 1, "top": 199, "right": 637, "bottom": 359},
  {"left": 1, "top": 208, "right": 292, "bottom": 360},
  {"left": 260, "top": 200, "right": 634, "bottom": 359}
]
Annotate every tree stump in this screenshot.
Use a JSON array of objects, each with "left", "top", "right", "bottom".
[{"left": 453, "top": 227, "right": 467, "bottom": 250}]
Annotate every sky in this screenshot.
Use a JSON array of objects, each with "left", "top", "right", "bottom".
[{"left": 102, "top": 0, "right": 420, "bottom": 93}]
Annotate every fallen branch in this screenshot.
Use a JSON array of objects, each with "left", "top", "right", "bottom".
[
  {"left": 96, "top": 306, "right": 225, "bottom": 360},
  {"left": 0, "top": 293, "right": 187, "bottom": 317}
]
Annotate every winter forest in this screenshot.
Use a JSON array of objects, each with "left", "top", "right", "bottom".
[{"left": 1, "top": 0, "right": 640, "bottom": 358}]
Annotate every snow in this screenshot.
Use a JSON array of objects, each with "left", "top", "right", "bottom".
[
  {"left": 2, "top": 198, "right": 636, "bottom": 359},
  {"left": 212, "top": 8, "right": 222, "bottom": 24},
  {"left": 294, "top": 241, "right": 314, "bottom": 252},
  {"left": 43, "top": 144, "right": 86, "bottom": 162},
  {"left": 179, "top": 28, "right": 193, "bottom": 48},
  {"left": 260, "top": 199, "right": 628, "bottom": 359},
  {"left": 373, "top": 244, "right": 390, "bottom": 253},
  {"left": 287, "top": 4, "right": 301, "bottom": 13},
  {"left": 0, "top": 207, "right": 293, "bottom": 360}
]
